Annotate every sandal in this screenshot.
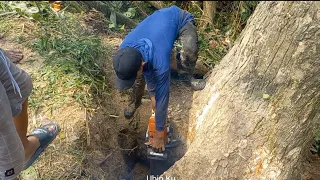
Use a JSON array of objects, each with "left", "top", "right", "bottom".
[{"left": 23, "top": 123, "right": 60, "bottom": 170}]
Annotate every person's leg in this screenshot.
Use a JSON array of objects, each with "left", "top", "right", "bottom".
[
  {"left": 124, "top": 75, "right": 146, "bottom": 119},
  {"left": 12, "top": 99, "right": 57, "bottom": 165},
  {"left": 0, "top": 82, "right": 24, "bottom": 180},
  {"left": 177, "top": 21, "right": 206, "bottom": 91},
  {"left": 0, "top": 49, "right": 57, "bottom": 166},
  {"left": 12, "top": 99, "right": 42, "bottom": 164}
]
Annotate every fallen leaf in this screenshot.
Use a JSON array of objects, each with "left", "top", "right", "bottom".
[
  {"left": 59, "top": 132, "right": 66, "bottom": 139},
  {"left": 263, "top": 93, "right": 271, "bottom": 99}
]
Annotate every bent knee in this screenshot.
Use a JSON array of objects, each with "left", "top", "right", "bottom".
[{"left": 10, "top": 71, "right": 33, "bottom": 116}]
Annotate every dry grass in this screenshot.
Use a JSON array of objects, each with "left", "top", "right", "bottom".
[{"left": 0, "top": 10, "right": 137, "bottom": 179}]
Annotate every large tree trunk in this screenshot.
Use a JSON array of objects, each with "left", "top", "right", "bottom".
[{"left": 163, "top": 1, "right": 320, "bottom": 179}]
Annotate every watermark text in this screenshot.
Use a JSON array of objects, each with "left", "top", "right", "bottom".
[{"left": 147, "top": 175, "right": 176, "bottom": 180}]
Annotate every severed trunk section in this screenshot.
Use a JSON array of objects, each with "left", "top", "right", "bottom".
[{"left": 164, "top": 1, "right": 320, "bottom": 179}]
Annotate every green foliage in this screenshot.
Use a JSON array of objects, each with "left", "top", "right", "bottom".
[
  {"left": 193, "top": 1, "right": 259, "bottom": 67},
  {"left": 109, "top": 11, "right": 117, "bottom": 29},
  {"left": 0, "top": 1, "right": 49, "bottom": 20},
  {"left": 123, "top": 7, "right": 136, "bottom": 18},
  {"left": 214, "top": 1, "right": 259, "bottom": 40},
  {"left": 0, "top": 1, "right": 259, "bottom": 102},
  {"left": 316, "top": 129, "right": 320, "bottom": 141},
  {"left": 28, "top": 15, "right": 109, "bottom": 108},
  {"left": 101, "top": 1, "right": 137, "bottom": 30},
  {"left": 0, "top": 1, "right": 110, "bottom": 109},
  {"left": 311, "top": 129, "right": 320, "bottom": 155}
]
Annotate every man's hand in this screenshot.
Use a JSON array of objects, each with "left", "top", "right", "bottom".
[
  {"left": 152, "top": 129, "right": 165, "bottom": 152},
  {"left": 147, "top": 97, "right": 165, "bottom": 152}
]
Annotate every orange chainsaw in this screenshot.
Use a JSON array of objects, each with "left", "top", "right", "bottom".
[{"left": 145, "top": 110, "right": 180, "bottom": 161}]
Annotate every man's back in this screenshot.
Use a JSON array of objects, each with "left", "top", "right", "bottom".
[
  {"left": 113, "top": 5, "right": 201, "bottom": 134},
  {"left": 120, "top": 5, "right": 194, "bottom": 73}
]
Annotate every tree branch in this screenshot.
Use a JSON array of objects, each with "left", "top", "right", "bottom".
[
  {"left": 83, "top": 1, "right": 137, "bottom": 28},
  {"left": 147, "top": 1, "right": 163, "bottom": 9},
  {"left": 132, "top": 1, "right": 149, "bottom": 18}
]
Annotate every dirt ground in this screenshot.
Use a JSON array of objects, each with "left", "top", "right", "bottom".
[{"left": 0, "top": 28, "right": 194, "bottom": 179}]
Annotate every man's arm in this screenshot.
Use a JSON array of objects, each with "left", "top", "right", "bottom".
[
  {"left": 145, "top": 76, "right": 157, "bottom": 112},
  {"left": 154, "top": 69, "right": 170, "bottom": 131},
  {"left": 144, "top": 69, "right": 169, "bottom": 152}
]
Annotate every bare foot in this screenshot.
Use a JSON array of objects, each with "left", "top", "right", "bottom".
[
  {"left": 24, "top": 125, "right": 57, "bottom": 164},
  {"left": 3, "top": 49, "right": 24, "bottom": 63}
]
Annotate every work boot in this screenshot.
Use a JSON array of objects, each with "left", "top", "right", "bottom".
[
  {"left": 124, "top": 75, "right": 146, "bottom": 119},
  {"left": 183, "top": 74, "right": 206, "bottom": 91},
  {"left": 189, "top": 77, "right": 206, "bottom": 91},
  {"left": 176, "top": 73, "right": 206, "bottom": 91},
  {"left": 124, "top": 102, "right": 140, "bottom": 119},
  {"left": 175, "top": 52, "right": 206, "bottom": 91}
]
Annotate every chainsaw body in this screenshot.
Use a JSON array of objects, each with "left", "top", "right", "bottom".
[{"left": 145, "top": 112, "right": 180, "bottom": 161}]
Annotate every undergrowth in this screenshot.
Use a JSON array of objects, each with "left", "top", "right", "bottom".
[
  {"left": 1, "top": 1, "right": 110, "bottom": 112},
  {"left": 27, "top": 13, "right": 110, "bottom": 110},
  {"left": 1, "top": 3, "right": 112, "bottom": 179},
  {"left": 155, "top": 1, "right": 259, "bottom": 68}
]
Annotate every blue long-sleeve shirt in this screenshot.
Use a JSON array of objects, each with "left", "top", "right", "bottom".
[{"left": 119, "top": 5, "right": 194, "bottom": 130}]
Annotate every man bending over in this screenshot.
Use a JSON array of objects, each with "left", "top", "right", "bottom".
[{"left": 113, "top": 5, "right": 205, "bottom": 152}]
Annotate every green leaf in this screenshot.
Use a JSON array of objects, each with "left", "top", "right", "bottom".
[
  {"left": 123, "top": 12, "right": 131, "bottom": 18},
  {"left": 263, "top": 93, "right": 271, "bottom": 99},
  {"left": 31, "top": 12, "right": 42, "bottom": 20},
  {"left": 110, "top": 11, "right": 116, "bottom": 26},
  {"left": 26, "top": 7, "right": 39, "bottom": 14},
  {"left": 120, "top": 24, "right": 125, "bottom": 30},
  {"left": 109, "top": 23, "right": 116, "bottom": 29},
  {"left": 123, "top": 7, "right": 136, "bottom": 18},
  {"left": 127, "top": 7, "right": 136, "bottom": 17},
  {"left": 14, "top": 2, "right": 28, "bottom": 11}
]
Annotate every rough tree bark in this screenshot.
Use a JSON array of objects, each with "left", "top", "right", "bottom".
[
  {"left": 200, "top": 1, "right": 217, "bottom": 28},
  {"left": 163, "top": 1, "right": 320, "bottom": 179}
]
